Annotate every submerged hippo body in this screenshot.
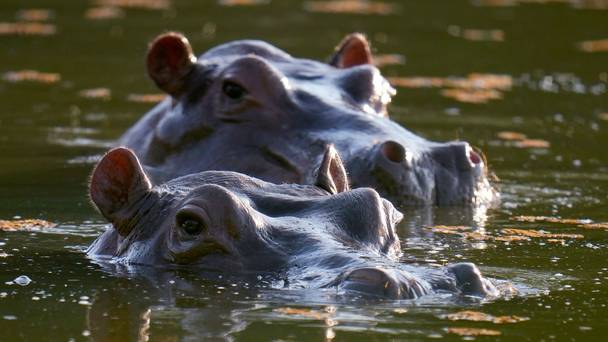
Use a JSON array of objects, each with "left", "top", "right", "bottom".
[
  {"left": 120, "top": 32, "right": 496, "bottom": 207},
  {"left": 88, "top": 147, "right": 497, "bottom": 299}
]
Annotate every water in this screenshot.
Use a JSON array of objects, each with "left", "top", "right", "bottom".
[{"left": 1, "top": 0, "right": 607, "bottom": 340}]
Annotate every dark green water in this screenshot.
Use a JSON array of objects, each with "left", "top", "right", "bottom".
[{"left": 1, "top": 0, "right": 607, "bottom": 340}]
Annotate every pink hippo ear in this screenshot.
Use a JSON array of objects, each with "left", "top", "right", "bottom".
[
  {"left": 329, "top": 33, "right": 374, "bottom": 68},
  {"left": 90, "top": 147, "right": 152, "bottom": 234},
  {"left": 147, "top": 32, "right": 197, "bottom": 97},
  {"left": 315, "top": 145, "right": 350, "bottom": 194}
]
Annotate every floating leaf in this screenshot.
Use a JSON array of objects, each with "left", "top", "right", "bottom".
[
  {"left": 598, "top": 113, "right": 608, "bottom": 121},
  {"left": 442, "top": 310, "right": 529, "bottom": 324},
  {"left": 16, "top": 9, "right": 53, "bottom": 22},
  {"left": 79, "top": 88, "right": 111, "bottom": 100},
  {"left": 513, "top": 139, "right": 550, "bottom": 149},
  {"left": 127, "top": 93, "right": 166, "bottom": 103},
  {"left": 466, "top": 73, "right": 512, "bottom": 90},
  {"left": 578, "top": 223, "right": 608, "bottom": 230},
  {"left": 85, "top": 7, "right": 126, "bottom": 20},
  {"left": 494, "top": 235, "right": 531, "bottom": 242},
  {"left": 441, "top": 88, "right": 503, "bottom": 104},
  {"left": 0, "top": 22, "right": 56, "bottom": 35},
  {"left": 389, "top": 74, "right": 512, "bottom": 91},
  {"left": 274, "top": 307, "right": 329, "bottom": 320},
  {"left": 447, "top": 327, "right": 501, "bottom": 336},
  {"left": 93, "top": 0, "right": 171, "bottom": 10},
  {"left": 388, "top": 77, "right": 445, "bottom": 88},
  {"left": 578, "top": 39, "right": 608, "bottom": 53},
  {"left": 473, "top": 0, "right": 608, "bottom": 10},
  {"left": 373, "top": 54, "right": 405, "bottom": 67},
  {"left": 0, "top": 219, "right": 56, "bottom": 231},
  {"left": 303, "top": 1, "right": 396, "bottom": 15},
  {"left": 511, "top": 215, "right": 591, "bottom": 225},
  {"left": 501, "top": 228, "right": 583, "bottom": 239},
  {"left": 497, "top": 131, "right": 527, "bottom": 141},
  {"left": 2, "top": 70, "right": 61, "bottom": 84}
]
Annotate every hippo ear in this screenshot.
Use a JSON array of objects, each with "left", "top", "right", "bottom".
[
  {"left": 315, "top": 145, "right": 350, "bottom": 194},
  {"left": 147, "top": 32, "right": 197, "bottom": 97},
  {"left": 90, "top": 147, "right": 152, "bottom": 234},
  {"left": 329, "top": 33, "right": 373, "bottom": 68}
]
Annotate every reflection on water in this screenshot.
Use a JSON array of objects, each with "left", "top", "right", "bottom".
[{"left": 1, "top": 0, "right": 608, "bottom": 340}]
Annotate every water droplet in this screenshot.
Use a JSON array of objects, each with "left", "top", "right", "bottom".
[{"left": 13, "top": 275, "right": 32, "bottom": 286}]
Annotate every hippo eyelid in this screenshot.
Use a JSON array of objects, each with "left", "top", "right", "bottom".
[{"left": 175, "top": 205, "right": 209, "bottom": 235}]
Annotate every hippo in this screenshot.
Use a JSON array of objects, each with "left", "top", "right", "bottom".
[
  {"left": 87, "top": 146, "right": 498, "bottom": 299},
  {"left": 119, "top": 32, "right": 496, "bottom": 207}
]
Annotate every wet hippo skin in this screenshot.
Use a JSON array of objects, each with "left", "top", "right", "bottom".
[
  {"left": 120, "top": 32, "right": 497, "bottom": 207},
  {"left": 87, "top": 146, "right": 498, "bottom": 299}
]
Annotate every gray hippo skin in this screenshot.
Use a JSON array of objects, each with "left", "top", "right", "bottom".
[
  {"left": 87, "top": 146, "right": 498, "bottom": 299},
  {"left": 119, "top": 32, "right": 497, "bottom": 207}
]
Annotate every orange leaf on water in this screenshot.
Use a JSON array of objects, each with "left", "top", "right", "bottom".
[
  {"left": 2, "top": 70, "right": 61, "bottom": 84},
  {"left": 447, "top": 327, "right": 501, "bottom": 336},
  {"left": 0, "top": 219, "right": 56, "bottom": 231}
]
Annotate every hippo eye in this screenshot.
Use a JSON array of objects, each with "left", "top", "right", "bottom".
[
  {"left": 176, "top": 212, "right": 205, "bottom": 235},
  {"left": 222, "top": 81, "right": 246, "bottom": 100}
]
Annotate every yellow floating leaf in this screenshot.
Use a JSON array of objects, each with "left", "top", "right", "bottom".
[
  {"left": 578, "top": 39, "right": 608, "bottom": 53},
  {"left": 513, "top": 139, "right": 550, "bottom": 149},
  {"left": 16, "top": 9, "right": 53, "bottom": 22},
  {"left": 441, "top": 88, "right": 503, "bottom": 104},
  {"left": 497, "top": 131, "right": 527, "bottom": 141},
  {"left": 303, "top": 1, "right": 396, "bottom": 15},
  {"left": 79, "top": 88, "right": 111, "bottom": 100},
  {"left": 598, "top": 113, "right": 608, "bottom": 121},
  {"left": 93, "top": 0, "right": 171, "bottom": 10},
  {"left": 373, "top": 54, "right": 405, "bottom": 67},
  {"left": 511, "top": 215, "right": 590, "bottom": 225},
  {"left": 0, "top": 219, "right": 56, "bottom": 231},
  {"left": 389, "top": 73, "right": 511, "bottom": 93},
  {"left": 274, "top": 307, "right": 329, "bottom": 320},
  {"left": 494, "top": 235, "right": 531, "bottom": 242},
  {"left": 502, "top": 228, "right": 583, "bottom": 239},
  {"left": 0, "top": 22, "right": 56, "bottom": 35},
  {"left": 2, "top": 70, "right": 61, "bottom": 84},
  {"left": 388, "top": 77, "right": 445, "bottom": 88},
  {"left": 85, "top": 7, "right": 126, "bottom": 20},
  {"left": 447, "top": 327, "right": 501, "bottom": 336},
  {"left": 466, "top": 73, "right": 512, "bottom": 90},
  {"left": 578, "top": 223, "right": 608, "bottom": 230},
  {"left": 127, "top": 93, "right": 166, "bottom": 103},
  {"left": 443, "top": 310, "right": 529, "bottom": 324}
]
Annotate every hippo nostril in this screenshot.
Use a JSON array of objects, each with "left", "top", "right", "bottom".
[
  {"left": 469, "top": 150, "right": 481, "bottom": 165},
  {"left": 381, "top": 141, "right": 406, "bottom": 163}
]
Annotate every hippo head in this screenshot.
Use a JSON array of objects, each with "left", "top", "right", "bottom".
[
  {"left": 122, "top": 32, "right": 496, "bottom": 206},
  {"left": 88, "top": 147, "right": 497, "bottom": 299},
  {"left": 88, "top": 146, "right": 401, "bottom": 271}
]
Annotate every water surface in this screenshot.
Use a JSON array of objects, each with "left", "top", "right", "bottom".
[{"left": 1, "top": 0, "right": 607, "bottom": 340}]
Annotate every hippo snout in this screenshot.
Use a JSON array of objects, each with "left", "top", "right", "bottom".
[
  {"left": 448, "top": 262, "right": 499, "bottom": 297},
  {"left": 431, "top": 142, "right": 484, "bottom": 172}
]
